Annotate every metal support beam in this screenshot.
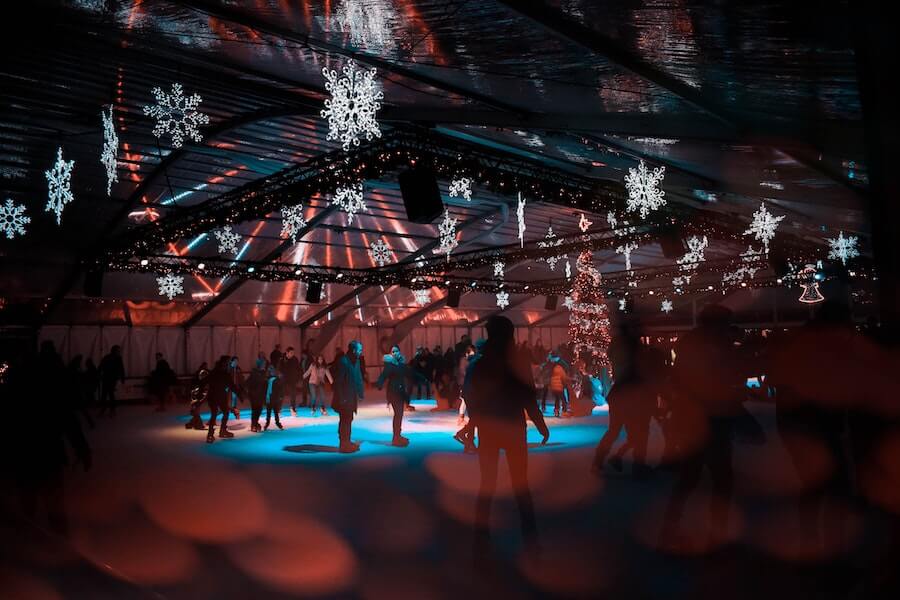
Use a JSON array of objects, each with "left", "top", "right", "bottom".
[
  {"left": 495, "top": 0, "right": 862, "bottom": 194},
  {"left": 298, "top": 205, "right": 507, "bottom": 329},
  {"left": 389, "top": 297, "right": 450, "bottom": 346},
  {"left": 182, "top": 207, "right": 338, "bottom": 328}
]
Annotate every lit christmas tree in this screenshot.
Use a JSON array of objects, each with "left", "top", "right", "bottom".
[{"left": 568, "top": 251, "right": 612, "bottom": 376}]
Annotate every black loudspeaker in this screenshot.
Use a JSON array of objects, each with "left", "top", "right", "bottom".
[
  {"left": 768, "top": 249, "right": 790, "bottom": 276},
  {"left": 659, "top": 229, "right": 685, "bottom": 259},
  {"left": 84, "top": 269, "right": 104, "bottom": 297},
  {"left": 305, "top": 281, "right": 323, "bottom": 304},
  {"left": 545, "top": 295, "right": 558, "bottom": 310},
  {"left": 446, "top": 288, "right": 461, "bottom": 308},
  {"left": 398, "top": 167, "right": 443, "bottom": 223}
]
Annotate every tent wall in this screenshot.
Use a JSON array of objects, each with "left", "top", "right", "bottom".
[{"left": 38, "top": 325, "right": 571, "bottom": 379}]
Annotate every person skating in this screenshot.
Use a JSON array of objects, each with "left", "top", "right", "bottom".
[
  {"left": 281, "top": 347, "right": 302, "bottom": 415},
  {"left": 332, "top": 340, "right": 365, "bottom": 453},
  {"left": 226, "top": 356, "right": 244, "bottom": 420},
  {"left": 466, "top": 316, "right": 549, "bottom": 555},
  {"left": 149, "top": 352, "right": 177, "bottom": 412},
  {"left": 245, "top": 358, "right": 268, "bottom": 433},
  {"left": 98, "top": 345, "right": 125, "bottom": 417},
  {"left": 185, "top": 362, "right": 208, "bottom": 430},
  {"left": 202, "top": 357, "right": 235, "bottom": 443},
  {"left": 304, "top": 355, "right": 333, "bottom": 416},
  {"left": 263, "top": 364, "right": 285, "bottom": 431},
  {"left": 376, "top": 345, "right": 426, "bottom": 447}
]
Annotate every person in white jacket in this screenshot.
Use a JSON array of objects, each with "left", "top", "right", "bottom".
[{"left": 304, "top": 355, "right": 333, "bottom": 416}]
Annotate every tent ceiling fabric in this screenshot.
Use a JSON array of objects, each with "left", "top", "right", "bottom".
[{"left": 0, "top": 0, "right": 869, "bottom": 327}]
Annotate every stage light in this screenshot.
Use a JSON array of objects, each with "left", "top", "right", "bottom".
[
  {"left": 197, "top": 262, "right": 205, "bottom": 270},
  {"left": 140, "top": 258, "right": 149, "bottom": 266},
  {"left": 247, "top": 266, "right": 255, "bottom": 273}
]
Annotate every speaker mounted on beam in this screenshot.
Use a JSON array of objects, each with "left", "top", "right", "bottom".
[
  {"left": 398, "top": 167, "right": 443, "bottom": 224},
  {"left": 305, "top": 281, "right": 323, "bottom": 304}
]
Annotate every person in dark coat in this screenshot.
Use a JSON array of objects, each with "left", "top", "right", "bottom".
[
  {"left": 269, "top": 344, "right": 283, "bottom": 370},
  {"left": 185, "top": 362, "right": 208, "bottom": 430},
  {"left": 98, "top": 345, "right": 125, "bottom": 417},
  {"left": 332, "top": 340, "right": 365, "bottom": 453},
  {"left": 263, "top": 364, "right": 285, "bottom": 431},
  {"left": 376, "top": 346, "right": 426, "bottom": 447},
  {"left": 245, "top": 358, "right": 268, "bottom": 433},
  {"left": 67, "top": 355, "right": 95, "bottom": 429},
  {"left": 149, "top": 352, "right": 177, "bottom": 412},
  {"left": 466, "top": 316, "right": 549, "bottom": 554},
  {"left": 226, "top": 356, "right": 244, "bottom": 419},
  {"left": 281, "top": 347, "right": 302, "bottom": 415},
  {"left": 202, "top": 356, "right": 235, "bottom": 443}
]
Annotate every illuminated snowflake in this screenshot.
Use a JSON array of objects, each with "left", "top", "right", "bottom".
[
  {"left": 565, "top": 259, "right": 572, "bottom": 279},
  {"left": 677, "top": 235, "right": 708, "bottom": 272},
  {"left": 616, "top": 241, "right": 638, "bottom": 271},
  {"left": 280, "top": 203, "right": 307, "bottom": 243},
  {"left": 433, "top": 209, "right": 459, "bottom": 259},
  {"left": 157, "top": 273, "right": 184, "bottom": 300},
  {"left": 493, "top": 260, "right": 505, "bottom": 278},
  {"left": 0, "top": 198, "right": 30, "bottom": 239},
  {"left": 580, "top": 213, "right": 593, "bottom": 233},
  {"left": 321, "top": 60, "right": 383, "bottom": 151},
  {"left": 100, "top": 105, "right": 118, "bottom": 195},
  {"left": 624, "top": 160, "right": 666, "bottom": 218},
  {"left": 672, "top": 275, "right": 692, "bottom": 287},
  {"left": 826, "top": 231, "right": 859, "bottom": 265},
  {"left": 563, "top": 295, "right": 574, "bottom": 309},
  {"left": 605, "top": 211, "right": 616, "bottom": 230},
  {"left": 449, "top": 177, "right": 472, "bottom": 201},
  {"left": 369, "top": 238, "right": 393, "bottom": 266},
  {"left": 143, "top": 83, "right": 209, "bottom": 148},
  {"left": 516, "top": 192, "right": 526, "bottom": 247},
  {"left": 496, "top": 291, "right": 510, "bottom": 309},
  {"left": 45, "top": 147, "right": 75, "bottom": 225},
  {"left": 413, "top": 288, "right": 431, "bottom": 305},
  {"left": 332, "top": 182, "right": 367, "bottom": 225},
  {"left": 333, "top": 0, "right": 396, "bottom": 52},
  {"left": 538, "top": 225, "right": 565, "bottom": 270},
  {"left": 214, "top": 225, "right": 241, "bottom": 255},
  {"left": 744, "top": 202, "right": 784, "bottom": 253},
  {"left": 618, "top": 298, "right": 627, "bottom": 311},
  {"left": 661, "top": 299, "right": 673, "bottom": 313}
]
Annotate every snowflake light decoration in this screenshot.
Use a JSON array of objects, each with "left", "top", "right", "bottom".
[
  {"left": 826, "top": 231, "right": 859, "bottom": 265},
  {"left": 100, "top": 105, "right": 118, "bottom": 196},
  {"left": 661, "top": 299, "right": 674, "bottom": 313},
  {"left": 624, "top": 160, "right": 666, "bottom": 218},
  {"left": 744, "top": 202, "right": 784, "bottom": 253},
  {"left": 496, "top": 291, "right": 510, "bottom": 309},
  {"left": 538, "top": 225, "right": 565, "bottom": 270},
  {"left": 214, "top": 225, "right": 242, "bottom": 255},
  {"left": 413, "top": 289, "right": 431, "bottom": 306},
  {"left": 565, "top": 259, "right": 572, "bottom": 279},
  {"left": 280, "top": 203, "right": 307, "bottom": 243},
  {"left": 493, "top": 260, "right": 505, "bottom": 279},
  {"left": 448, "top": 177, "right": 472, "bottom": 201},
  {"left": 143, "top": 83, "right": 209, "bottom": 148},
  {"left": 616, "top": 241, "right": 638, "bottom": 271},
  {"left": 580, "top": 213, "right": 593, "bottom": 233},
  {"left": 157, "top": 273, "right": 184, "bottom": 300},
  {"left": 0, "top": 198, "right": 30, "bottom": 239},
  {"left": 677, "top": 235, "right": 708, "bottom": 272},
  {"left": 333, "top": 0, "right": 396, "bottom": 52},
  {"left": 45, "top": 147, "right": 75, "bottom": 225},
  {"left": 618, "top": 298, "right": 627, "bottom": 311},
  {"left": 605, "top": 211, "right": 616, "bottom": 230},
  {"left": 517, "top": 192, "right": 526, "bottom": 247},
  {"left": 563, "top": 295, "right": 574, "bottom": 310},
  {"left": 321, "top": 60, "right": 383, "bottom": 151},
  {"left": 434, "top": 209, "right": 459, "bottom": 259},
  {"left": 369, "top": 238, "right": 393, "bottom": 267},
  {"left": 332, "top": 182, "right": 367, "bottom": 225}
]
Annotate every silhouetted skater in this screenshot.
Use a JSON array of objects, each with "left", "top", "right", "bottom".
[
  {"left": 281, "top": 347, "right": 302, "bottom": 414},
  {"left": 466, "top": 316, "right": 549, "bottom": 556},
  {"left": 660, "top": 305, "right": 744, "bottom": 545},
  {"left": 226, "top": 356, "right": 243, "bottom": 419},
  {"left": 376, "top": 345, "right": 426, "bottom": 447},
  {"left": 202, "top": 357, "right": 235, "bottom": 443},
  {"left": 185, "top": 362, "right": 208, "bottom": 430},
  {"left": 245, "top": 358, "right": 268, "bottom": 432},
  {"left": 263, "top": 364, "right": 285, "bottom": 431},
  {"left": 6, "top": 344, "right": 91, "bottom": 536},
  {"left": 98, "top": 345, "right": 125, "bottom": 417},
  {"left": 332, "top": 340, "right": 365, "bottom": 453},
  {"left": 149, "top": 352, "right": 177, "bottom": 412}
]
